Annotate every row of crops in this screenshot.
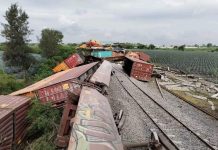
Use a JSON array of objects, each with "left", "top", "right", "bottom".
[{"left": 144, "top": 50, "right": 218, "bottom": 82}]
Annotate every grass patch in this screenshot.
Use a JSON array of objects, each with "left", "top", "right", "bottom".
[
  {"left": 24, "top": 99, "right": 61, "bottom": 150},
  {"left": 0, "top": 70, "right": 25, "bottom": 94},
  {"left": 172, "top": 90, "right": 218, "bottom": 118}
]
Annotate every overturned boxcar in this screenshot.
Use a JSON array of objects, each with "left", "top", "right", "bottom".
[
  {"left": 123, "top": 56, "right": 153, "bottom": 81},
  {"left": 10, "top": 62, "right": 99, "bottom": 106},
  {"left": 53, "top": 53, "right": 85, "bottom": 73},
  {"left": 68, "top": 86, "right": 123, "bottom": 150},
  {"left": 0, "top": 95, "right": 31, "bottom": 149}
]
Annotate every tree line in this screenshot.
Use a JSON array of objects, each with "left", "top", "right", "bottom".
[{"left": 1, "top": 4, "right": 64, "bottom": 71}]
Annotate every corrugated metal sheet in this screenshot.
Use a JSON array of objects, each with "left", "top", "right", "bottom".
[
  {"left": 0, "top": 95, "right": 31, "bottom": 149},
  {"left": 10, "top": 62, "right": 99, "bottom": 96},
  {"left": 138, "top": 52, "right": 150, "bottom": 62},
  {"left": 68, "top": 86, "right": 123, "bottom": 150},
  {"left": 126, "top": 52, "right": 140, "bottom": 59},
  {"left": 64, "top": 54, "right": 85, "bottom": 69},
  {"left": 123, "top": 56, "right": 154, "bottom": 81},
  {"left": 126, "top": 52, "right": 150, "bottom": 62},
  {"left": 90, "top": 60, "right": 112, "bottom": 87},
  {"left": 125, "top": 56, "right": 151, "bottom": 65},
  {"left": 91, "top": 51, "right": 112, "bottom": 58},
  {"left": 37, "top": 81, "right": 81, "bottom": 104},
  {"left": 0, "top": 105, "right": 13, "bottom": 150},
  {"left": 53, "top": 62, "right": 69, "bottom": 73}
]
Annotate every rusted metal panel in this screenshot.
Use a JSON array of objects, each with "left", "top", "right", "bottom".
[
  {"left": 138, "top": 52, "right": 150, "bottom": 62},
  {"left": 126, "top": 52, "right": 140, "bottom": 59},
  {"left": 90, "top": 60, "right": 112, "bottom": 87},
  {"left": 64, "top": 54, "right": 85, "bottom": 69},
  {"left": 0, "top": 113, "right": 13, "bottom": 150},
  {"left": 0, "top": 95, "right": 31, "bottom": 149},
  {"left": 68, "top": 86, "right": 123, "bottom": 150},
  {"left": 10, "top": 62, "right": 99, "bottom": 96},
  {"left": 14, "top": 103, "right": 30, "bottom": 145},
  {"left": 53, "top": 62, "right": 70, "bottom": 73},
  {"left": 126, "top": 52, "right": 150, "bottom": 62},
  {"left": 55, "top": 93, "right": 79, "bottom": 148},
  {"left": 123, "top": 56, "right": 154, "bottom": 81},
  {"left": 35, "top": 62, "right": 99, "bottom": 104},
  {"left": 37, "top": 81, "right": 81, "bottom": 104}
]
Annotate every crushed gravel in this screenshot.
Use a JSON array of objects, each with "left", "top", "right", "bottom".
[
  {"left": 112, "top": 64, "right": 214, "bottom": 150},
  {"left": 107, "top": 73, "right": 160, "bottom": 145},
  {"left": 130, "top": 77, "right": 218, "bottom": 149}
]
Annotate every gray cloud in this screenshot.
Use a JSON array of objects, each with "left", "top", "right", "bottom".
[{"left": 0, "top": 0, "right": 218, "bottom": 45}]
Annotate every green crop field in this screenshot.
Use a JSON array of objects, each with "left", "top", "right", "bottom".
[{"left": 143, "top": 50, "right": 218, "bottom": 82}]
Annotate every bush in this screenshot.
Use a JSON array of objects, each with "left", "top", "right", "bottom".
[
  {"left": 33, "top": 44, "right": 76, "bottom": 81},
  {"left": 25, "top": 99, "right": 61, "bottom": 150},
  {"left": 0, "top": 70, "right": 25, "bottom": 94},
  {"left": 148, "top": 44, "right": 156, "bottom": 49},
  {"left": 33, "top": 62, "right": 53, "bottom": 81},
  {"left": 57, "top": 44, "right": 76, "bottom": 59},
  {"left": 178, "top": 45, "right": 185, "bottom": 51},
  {"left": 137, "top": 43, "right": 148, "bottom": 49},
  {"left": 29, "top": 43, "right": 42, "bottom": 54},
  {"left": 0, "top": 43, "right": 6, "bottom": 51}
]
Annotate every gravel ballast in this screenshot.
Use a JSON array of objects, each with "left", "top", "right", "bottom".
[
  {"left": 107, "top": 73, "right": 160, "bottom": 145},
  {"left": 113, "top": 65, "right": 218, "bottom": 149},
  {"left": 130, "top": 77, "right": 218, "bottom": 149}
]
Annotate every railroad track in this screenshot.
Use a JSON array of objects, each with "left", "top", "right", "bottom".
[
  {"left": 112, "top": 66, "right": 217, "bottom": 150},
  {"left": 115, "top": 65, "right": 218, "bottom": 121}
]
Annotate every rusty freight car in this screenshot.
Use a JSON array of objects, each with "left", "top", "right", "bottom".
[
  {"left": 10, "top": 62, "right": 99, "bottom": 106},
  {"left": 53, "top": 53, "right": 85, "bottom": 73},
  {"left": 126, "top": 52, "right": 150, "bottom": 62},
  {"left": 0, "top": 95, "right": 30, "bottom": 149},
  {"left": 55, "top": 60, "right": 114, "bottom": 147},
  {"left": 123, "top": 56, "right": 154, "bottom": 81},
  {"left": 68, "top": 86, "right": 123, "bottom": 150}
]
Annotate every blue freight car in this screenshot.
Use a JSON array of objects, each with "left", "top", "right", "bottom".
[{"left": 91, "top": 51, "right": 112, "bottom": 58}]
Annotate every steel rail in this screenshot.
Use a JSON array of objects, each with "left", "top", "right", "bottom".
[
  {"left": 114, "top": 65, "right": 218, "bottom": 120},
  {"left": 113, "top": 67, "right": 216, "bottom": 150},
  {"left": 113, "top": 68, "right": 179, "bottom": 150}
]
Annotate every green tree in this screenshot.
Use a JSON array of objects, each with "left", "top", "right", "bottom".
[
  {"left": 173, "top": 46, "right": 178, "bottom": 49},
  {"left": 39, "top": 28, "right": 63, "bottom": 58},
  {"left": 137, "top": 43, "right": 148, "bottom": 49},
  {"left": 148, "top": 44, "right": 155, "bottom": 49},
  {"left": 194, "top": 44, "right": 199, "bottom": 48},
  {"left": 178, "top": 45, "right": 185, "bottom": 51},
  {"left": 1, "top": 3, "right": 34, "bottom": 69},
  {"left": 207, "top": 43, "right": 213, "bottom": 48}
]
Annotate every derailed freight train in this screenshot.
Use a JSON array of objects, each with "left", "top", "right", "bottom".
[
  {"left": 66, "top": 60, "right": 163, "bottom": 150},
  {"left": 67, "top": 61, "right": 123, "bottom": 150},
  {"left": 68, "top": 86, "right": 123, "bottom": 150}
]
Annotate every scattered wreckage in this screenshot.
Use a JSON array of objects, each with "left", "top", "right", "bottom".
[{"left": 1, "top": 42, "right": 217, "bottom": 149}]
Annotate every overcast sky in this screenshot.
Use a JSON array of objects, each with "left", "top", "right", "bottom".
[{"left": 0, "top": 0, "right": 218, "bottom": 45}]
